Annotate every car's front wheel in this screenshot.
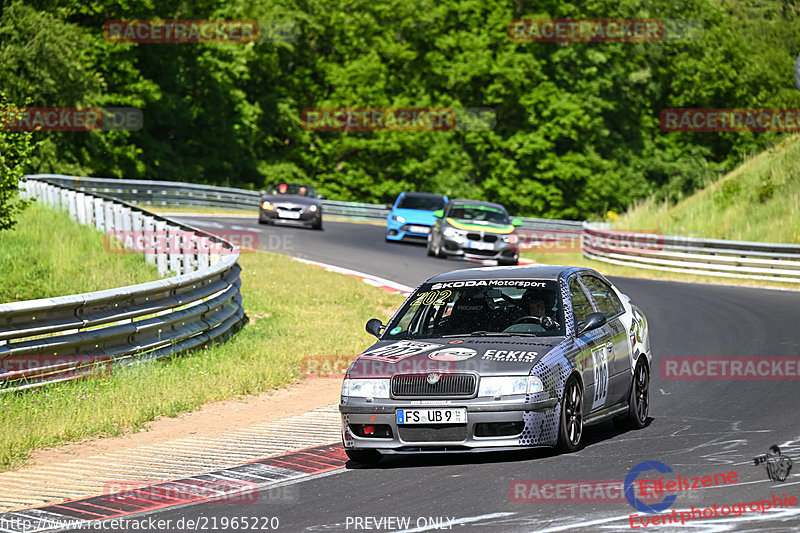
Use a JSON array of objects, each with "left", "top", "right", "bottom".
[
  {"left": 556, "top": 375, "right": 584, "bottom": 453},
  {"left": 614, "top": 358, "right": 649, "bottom": 430},
  {"left": 345, "top": 448, "right": 382, "bottom": 464}
]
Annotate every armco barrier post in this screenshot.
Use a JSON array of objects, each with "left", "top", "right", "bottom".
[
  {"left": 143, "top": 216, "right": 156, "bottom": 265},
  {"left": 113, "top": 204, "right": 124, "bottom": 234},
  {"left": 75, "top": 192, "right": 86, "bottom": 224},
  {"left": 67, "top": 191, "right": 78, "bottom": 220},
  {"left": 183, "top": 232, "right": 196, "bottom": 274},
  {"left": 94, "top": 198, "right": 105, "bottom": 231},
  {"left": 167, "top": 225, "right": 182, "bottom": 275},
  {"left": 154, "top": 220, "right": 168, "bottom": 276},
  {"left": 103, "top": 200, "right": 115, "bottom": 232},
  {"left": 83, "top": 194, "right": 95, "bottom": 226}
]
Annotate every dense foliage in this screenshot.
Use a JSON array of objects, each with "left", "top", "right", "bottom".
[{"left": 1, "top": 0, "right": 799, "bottom": 219}]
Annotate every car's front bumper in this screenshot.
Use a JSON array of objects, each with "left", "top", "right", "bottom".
[
  {"left": 340, "top": 396, "right": 559, "bottom": 452},
  {"left": 440, "top": 237, "right": 518, "bottom": 262},
  {"left": 260, "top": 208, "right": 321, "bottom": 226},
  {"left": 386, "top": 221, "right": 432, "bottom": 241}
]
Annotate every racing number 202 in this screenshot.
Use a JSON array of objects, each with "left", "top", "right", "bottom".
[
  {"left": 410, "top": 290, "right": 452, "bottom": 306},
  {"left": 591, "top": 345, "right": 608, "bottom": 409}
]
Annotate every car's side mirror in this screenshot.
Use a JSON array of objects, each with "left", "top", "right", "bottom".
[
  {"left": 620, "top": 293, "right": 632, "bottom": 303},
  {"left": 511, "top": 218, "right": 523, "bottom": 227},
  {"left": 577, "top": 312, "right": 607, "bottom": 335},
  {"left": 259, "top": 190, "right": 266, "bottom": 196},
  {"left": 317, "top": 194, "right": 326, "bottom": 200},
  {"left": 433, "top": 210, "right": 444, "bottom": 218},
  {"left": 365, "top": 318, "right": 384, "bottom": 338}
]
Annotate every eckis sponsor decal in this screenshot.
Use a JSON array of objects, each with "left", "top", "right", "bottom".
[{"left": 482, "top": 349, "right": 538, "bottom": 363}]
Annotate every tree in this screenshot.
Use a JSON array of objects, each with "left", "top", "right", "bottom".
[{"left": 0, "top": 91, "right": 36, "bottom": 231}]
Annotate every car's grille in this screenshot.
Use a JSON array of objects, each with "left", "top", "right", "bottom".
[
  {"left": 276, "top": 205, "right": 303, "bottom": 211},
  {"left": 391, "top": 373, "right": 476, "bottom": 398},
  {"left": 466, "top": 233, "right": 498, "bottom": 243},
  {"left": 398, "top": 425, "right": 468, "bottom": 443},
  {"left": 464, "top": 249, "right": 497, "bottom": 257}
]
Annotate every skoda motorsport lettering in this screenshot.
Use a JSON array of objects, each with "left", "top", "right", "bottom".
[{"left": 339, "top": 265, "right": 652, "bottom": 463}]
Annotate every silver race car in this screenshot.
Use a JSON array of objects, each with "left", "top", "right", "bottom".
[{"left": 340, "top": 265, "right": 651, "bottom": 463}]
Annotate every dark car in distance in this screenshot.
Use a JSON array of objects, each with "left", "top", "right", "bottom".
[{"left": 259, "top": 183, "right": 324, "bottom": 230}]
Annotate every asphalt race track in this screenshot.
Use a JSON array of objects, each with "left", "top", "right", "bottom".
[{"left": 84, "top": 216, "right": 800, "bottom": 532}]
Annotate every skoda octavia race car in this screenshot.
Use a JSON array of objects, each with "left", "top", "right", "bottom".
[
  {"left": 427, "top": 199, "right": 522, "bottom": 265},
  {"left": 339, "top": 265, "right": 651, "bottom": 463}
]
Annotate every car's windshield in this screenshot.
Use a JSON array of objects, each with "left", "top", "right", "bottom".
[
  {"left": 385, "top": 280, "right": 565, "bottom": 339},
  {"left": 397, "top": 195, "right": 445, "bottom": 211},
  {"left": 267, "top": 183, "right": 317, "bottom": 197},
  {"left": 448, "top": 205, "right": 509, "bottom": 225}
]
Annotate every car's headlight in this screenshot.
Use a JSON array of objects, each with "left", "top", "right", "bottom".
[
  {"left": 478, "top": 376, "right": 543, "bottom": 397},
  {"left": 308, "top": 204, "right": 318, "bottom": 212},
  {"left": 392, "top": 215, "right": 406, "bottom": 223},
  {"left": 342, "top": 378, "right": 391, "bottom": 399},
  {"left": 443, "top": 227, "right": 464, "bottom": 238},
  {"left": 261, "top": 201, "right": 274, "bottom": 210}
]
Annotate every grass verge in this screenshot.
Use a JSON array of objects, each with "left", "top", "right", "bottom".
[
  {"left": 0, "top": 250, "right": 404, "bottom": 471},
  {"left": 617, "top": 135, "right": 800, "bottom": 243},
  {"left": 0, "top": 203, "right": 159, "bottom": 302}
]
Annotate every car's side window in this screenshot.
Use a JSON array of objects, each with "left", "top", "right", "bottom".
[
  {"left": 581, "top": 276, "right": 624, "bottom": 318},
  {"left": 569, "top": 277, "right": 594, "bottom": 327}
]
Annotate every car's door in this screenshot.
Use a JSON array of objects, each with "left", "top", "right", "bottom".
[
  {"left": 568, "top": 275, "right": 613, "bottom": 414},
  {"left": 578, "top": 274, "right": 630, "bottom": 406}
]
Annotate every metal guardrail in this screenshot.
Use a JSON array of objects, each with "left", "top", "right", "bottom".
[
  {"left": 583, "top": 223, "right": 800, "bottom": 283},
  {"left": 31, "top": 175, "right": 798, "bottom": 284},
  {"left": 32, "top": 175, "right": 585, "bottom": 232},
  {"left": 0, "top": 177, "right": 247, "bottom": 391}
]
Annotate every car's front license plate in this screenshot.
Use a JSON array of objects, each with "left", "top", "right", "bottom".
[
  {"left": 468, "top": 241, "right": 494, "bottom": 251},
  {"left": 408, "top": 225, "right": 430, "bottom": 234},
  {"left": 278, "top": 211, "right": 301, "bottom": 219},
  {"left": 396, "top": 408, "right": 467, "bottom": 425}
]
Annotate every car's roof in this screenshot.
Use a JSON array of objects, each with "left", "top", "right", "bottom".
[
  {"left": 448, "top": 199, "right": 506, "bottom": 210},
  {"left": 426, "top": 264, "right": 588, "bottom": 283},
  {"left": 400, "top": 191, "right": 446, "bottom": 198},
  {"left": 269, "top": 183, "right": 314, "bottom": 188}
]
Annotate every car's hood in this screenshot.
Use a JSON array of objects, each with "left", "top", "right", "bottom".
[
  {"left": 445, "top": 218, "right": 514, "bottom": 234},
  {"left": 347, "top": 337, "right": 563, "bottom": 378},
  {"left": 391, "top": 208, "right": 438, "bottom": 225},
  {"left": 262, "top": 194, "right": 319, "bottom": 207}
]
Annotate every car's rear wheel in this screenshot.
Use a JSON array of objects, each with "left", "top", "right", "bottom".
[
  {"left": 556, "top": 375, "right": 584, "bottom": 453},
  {"left": 614, "top": 358, "right": 649, "bottom": 430},
  {"left": 345, "top": 449, "right": 382, "bottom": 464}
]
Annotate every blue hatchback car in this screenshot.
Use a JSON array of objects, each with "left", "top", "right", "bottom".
[{"left": 386, "top": 192, "right": 448, "bottom": 242}]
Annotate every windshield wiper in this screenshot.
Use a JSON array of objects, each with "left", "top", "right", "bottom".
[{"left": 441, "top": 331, "right": 539, "bottom": 338}]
